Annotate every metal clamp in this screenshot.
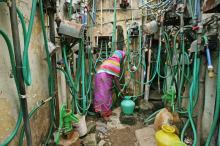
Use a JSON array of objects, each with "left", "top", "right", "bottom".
[{"left": 20, "top": 94, "right": 26, "bottom": 99}]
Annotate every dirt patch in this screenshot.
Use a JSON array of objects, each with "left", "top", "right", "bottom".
[
  {"left": 85, "top": 108, "right": 145, "bottom": 146},
  {"left": 107, "top": 121, "right": 143, "bottom": 146},
  {"left": 108, "top": 127, "right": 136, "bottom": 146}
]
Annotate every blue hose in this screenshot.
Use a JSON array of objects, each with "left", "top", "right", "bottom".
[{"left": 206, "top": 46, "right": 213, "bottom": 68}]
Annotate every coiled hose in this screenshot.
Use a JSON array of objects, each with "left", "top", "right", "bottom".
[
  {"left": 1, "top": 1, "right": 57, "bottom": 145},
  {"left": 39, "top": 0, "right": 56, "bottom": 144},
  {"left": 0, "top": 5, "right": 27, "bottom": 146},
  {"left": 0, "top": 29, "right": 23, "bottom": 146},
  {"left": 19, "top": 1, "right": 58, "bottom": 145},
  {"left": 205, "top": 38, "right": 220, "bottom": 146}
]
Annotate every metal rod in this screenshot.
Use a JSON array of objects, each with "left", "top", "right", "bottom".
[
  {"left": 101, "top": 0, "right": 103, "bottom": 34},
  {"left": 144, "top": 37, "right": 152, "bottom": 101},
  {"left": 196, "top": 54, "right": 206, "bottom": 146},
  {"left": 9, "top": 0, "right": 32, "bottom": 145},
  {"left": 49, "top": 10, "right": 59, "bottom": 127},
  {"left": 95, "top": 8, "right": 139, "bottom": 11},
  {"left": 49, "top": 14, "right": 56, "bottom": 44}
]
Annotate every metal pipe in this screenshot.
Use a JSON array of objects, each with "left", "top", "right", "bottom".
[
  {"left": 9, "top": 0, "right": 32, "bottom": 145},
  {"left": 196, "top": 54, "right": 206, "bottom": 146},
  {"left": 97, "top": 17, "right": 141, "bottom": 26},
  {"left": 177, "top": 3, "right": 185, "bottom": 108},
  {"left": 49, "top": 10, "right": 59, "bottom": 127},
  {"left": 140, "top": 8, "right": 145, "bottom": 96},
  {"left": 101, "top": 0, "right": 103, "bottom": 34},
  {"left": 144, "top": 37, "right": 152, "bottom": 101},
  {"left": 95, "top": 8, "right": 139, "bottom": 11},
  {"left": 49, "top": 14, "right": 56, "bottom": 44}
]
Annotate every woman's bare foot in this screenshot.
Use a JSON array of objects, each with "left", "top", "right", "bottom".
[{"left": 101, "top": 110, "right": 112, "bottom": 122}]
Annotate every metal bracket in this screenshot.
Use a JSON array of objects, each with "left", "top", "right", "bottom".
[{"left": 20, "top": 94, "right": 26, "bottom": 99}]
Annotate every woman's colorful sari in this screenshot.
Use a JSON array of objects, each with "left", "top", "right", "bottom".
[{"left": 94, "top": 50, "right": 125, "bottom": 116}]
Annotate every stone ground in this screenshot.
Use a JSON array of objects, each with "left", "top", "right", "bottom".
[{"left": 82, "top": 108, "right": 157, "bottom": 146}]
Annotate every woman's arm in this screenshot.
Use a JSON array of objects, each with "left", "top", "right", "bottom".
[{"left": 113, "top": 76, "right": 124, "bottom": 96}]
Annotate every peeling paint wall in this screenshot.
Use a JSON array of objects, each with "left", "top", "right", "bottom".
[{"left": 0, "top": 1, "right": 50, "bottom": 145}]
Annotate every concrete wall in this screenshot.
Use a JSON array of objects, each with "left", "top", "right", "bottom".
[
  {"left": 91, "top": 0, "right": 141, "bottom": 44},
  {"left": 0, "top": 1, "right": 50, "bottom": 145},
  {"left": 89, "top": 0, "right": 143, "bottom": 95}
]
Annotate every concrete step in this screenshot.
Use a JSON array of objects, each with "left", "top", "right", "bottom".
[{"left": 135, "top": 125, "right": 157, "bottom": 146}]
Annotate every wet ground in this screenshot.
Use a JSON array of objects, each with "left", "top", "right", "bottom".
[{"left": 82, "top": 107, "right": 157, "bottom": 146}]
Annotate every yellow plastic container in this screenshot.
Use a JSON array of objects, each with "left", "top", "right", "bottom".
[{"left": 155, "top": 125, "right": 180, "bottom": 146}]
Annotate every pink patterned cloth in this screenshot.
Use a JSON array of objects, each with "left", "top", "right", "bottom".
[
  {"left": 94, "top": 50, "right": 125, "bottom": 114},
  {"left": 94, "top": 72, "right": 114, "bottom": 113},
  {"left": 97, "top": 50, "right": 125, "bottom": 77}
]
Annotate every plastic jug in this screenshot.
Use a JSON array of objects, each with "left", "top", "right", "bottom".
[
  {"left": 155, "top": 125, "right": 180, "bottom": 146},
  {"left": 121, "top": 96, "right": 135, "bottom": 115},
  {"left": 73, "top": 115, "right": 87, "bottom": 137}
]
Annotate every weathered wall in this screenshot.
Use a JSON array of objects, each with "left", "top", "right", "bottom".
[
  {"left": 0, "top": 1, "right": 50, "bottom": 145},
  {"left": 91, "top": 0, "right": 141, "bottom": 45},
  {"left": 90, "top": 0, "right": 143, "bottom": 95}
]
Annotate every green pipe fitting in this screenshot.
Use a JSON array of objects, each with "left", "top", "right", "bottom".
[
  {"left": 63, "top": 109, "right": 79, "bottom": 133},
  {"left": 55, "top": 104, "right": 79, "bottom": 144},
  {"left": 162, "top": 86, "right": 176, "bottom": 112}
]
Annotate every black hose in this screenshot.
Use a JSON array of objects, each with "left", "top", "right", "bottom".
[{"left": 9, "top": 0, "right": 32, "bottom": 145}]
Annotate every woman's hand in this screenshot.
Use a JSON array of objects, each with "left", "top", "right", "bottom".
[
  {"left": 119, "top": 89, "right": 126, "bottom": 98},
  {"left": 114, "top": 77, "right": 126, "bottom": 98}
]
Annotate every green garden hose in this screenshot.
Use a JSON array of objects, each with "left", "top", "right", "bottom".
[
  {"left": 127, "top": 24, "right": 142, "bottom": 73},
  {"left": 81, "top": 39, "right": 86, "bottom": 114},
  {"left": 19, "top": 105, "right": 40, "bottom": 146},
  {"left": 62, "top": 44, "right": 77, "bottom": 92},
  {"left": 111, "top": 0, "right": 117, "bottom": 52},
  {"left": 177, "top": 32, "right": 186, "bottom": 108},
  {"left": 18, "top": 97, "right": 53, "bottom": 146},
  {"left": 61, "top": 42, "right": 93, "bottom": 115},
  {"left": 187, "top": 58, "right": 200, "bottom": 146},
  {"left": 3, "top": 2, "right": 57, "bottom": 145},
  {"left": 144, "top": 109, "right": 161, "bottom": 124},
  {"left": 22, "top": 0, "right": 37, "bottom": 86},
  {"left": 39, "top": 0, "right": 56, "bottom": 144},
  {"left": 205, "top": 38, "right": 220, "bottom": 146},
  {"left": 16, "top": 7, "right": 27, "bottom": 44},
  {"left": 0, "top": 29, "right": 23, "bottom": 146},
  {"left": 0, "top": 111, "right": 22, "bottom": 146},
  {"left": 0, "top": 4, "right": 32, "bottom": 146},
  {"left": 68, "top": 0, "right": 73, "bottom": 19}
]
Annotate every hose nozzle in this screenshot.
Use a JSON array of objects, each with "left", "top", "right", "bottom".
[{"left": 208, "top": 66, "right": 214, "bottom": 78}]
